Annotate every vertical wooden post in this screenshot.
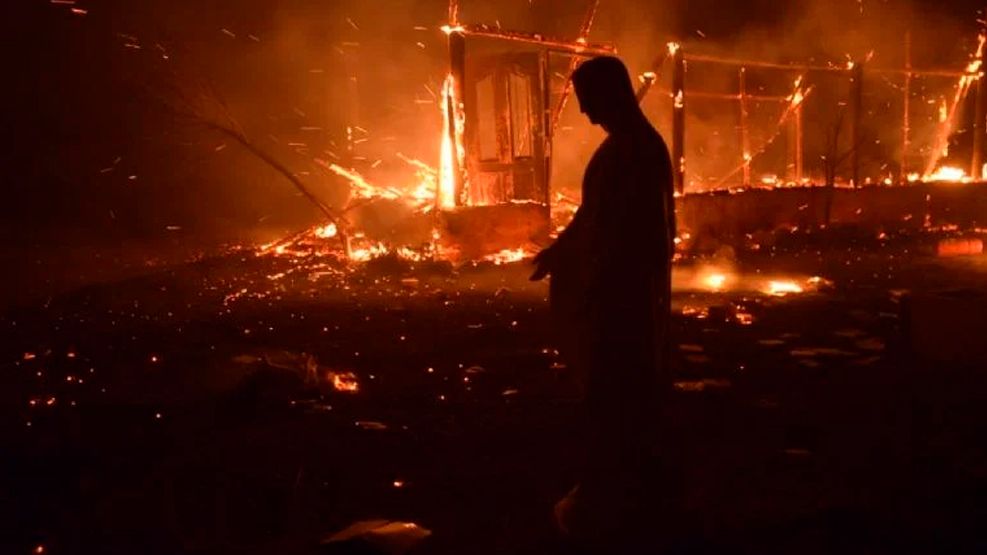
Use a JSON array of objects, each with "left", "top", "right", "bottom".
[
  {"left": 850, "top": 63, "right": 864, "bottom": 186},
  {"left": 902, "top": 31, "right": 912, "bottom": 181},
  {"left": 739, "top": 67, "right": 752, "bottom": 187},
  {"left": 448, "top": 29, "right": 467, "bottom": 205},
  {"left": 972, "top": 28, "right": 987, "bottom": 179},
  {"left": 672, "top": 47, "right": 686, "bottom": 195}
]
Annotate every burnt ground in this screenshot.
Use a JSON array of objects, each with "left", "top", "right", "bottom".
[{"left": 3, "top": 232, "right": 987, "bottom": 554}]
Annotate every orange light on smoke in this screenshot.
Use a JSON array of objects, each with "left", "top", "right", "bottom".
[{"left": 937, "top": 238, "right": 984, "bottom": 257}]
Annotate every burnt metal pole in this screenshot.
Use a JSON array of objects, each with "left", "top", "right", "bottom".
[
  {"left": 739, "top": 68, "right": 751, "bottom": 187},
  {"left": 902, "top": 31, "right": 912, "bottom": 181},
  {"left": 972, "top": 30, "right": 987, "bottom": 179},
  {"left": 672, "top": 46, "right": 686, "bottom": 195},
  {"left": 850, "top": 62, "right": 864, "bottom": 186}
]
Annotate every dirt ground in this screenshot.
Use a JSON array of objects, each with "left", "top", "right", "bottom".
[{"left": 3, "top": 231, "right": 987, "bottom": 554}]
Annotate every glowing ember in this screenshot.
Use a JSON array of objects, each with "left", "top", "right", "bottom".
[
  {"left": 328, "top": 371, "right": 359, "bottom": 393},
  {"left": 681, "top": 305, "right": 709, "bottom": 319},
  {"left": 314, "top": 223, "right": 338, "bottom": 239},
  {"left": 765, "top": 280, "right": 804, "bottom": 296},
  {"left": 735, "top": 311, "right": 754, "bottom": 325}
]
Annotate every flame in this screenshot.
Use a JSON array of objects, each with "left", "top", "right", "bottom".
[
  {"left": 348, "top": 242, "right": 391, "bottom": 262},
  {"left": 321, "top": 161, "right": 402, "bottom": 200},
  {"left": 482, "top": 247, "right": 531, "bottom": 265},
  {"left": 924, "top": 34, "right": 986, "bottom": 177},
  {"left": 313, "top": 154, "right": 440, "bottom": 216},
  {"left": 314, "top": 223, "right": 338, "bottom": 238},
  {"left": 765, "top": 280, "right": 804, "bottom": 296},
  {"left": 328, "top": 371, "right": 359, "bottom": 393},
  {"left": 704, "top": 273, "right": 728, "bottom": 291},
  {"left": 924, "top": 165, "right": 971, "bottom": 183},
  {"left": 667, "top": 42, "right": 681, "bottom": 56},
  {"left": 673, "top": 90, "right": 684, "bottom": 109},
  {"left": 790, "top": 89, "right": 804, "bottom": 106},
  {"left": 438, "top": 74, "right": 467, "bottom": 209}
]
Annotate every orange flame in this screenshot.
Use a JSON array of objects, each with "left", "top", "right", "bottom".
[
  {"left": 328, "top": 371, "right": 359, "bottom": 393},
  {"left": 765, "top": 280, "right": 804, "bottom": 296},
  {"left": 924, "top": 33, "right": 986, "bottom": 177},
  {"left": 314, "top": 223, "right": 338, "bottom": 238},
  {"left": 438, "top": 73, "right": 467, "bottom": 209}
]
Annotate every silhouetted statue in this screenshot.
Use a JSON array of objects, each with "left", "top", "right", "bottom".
[{"left": 531, "top": 55, "right": 676, "bottom": 547}]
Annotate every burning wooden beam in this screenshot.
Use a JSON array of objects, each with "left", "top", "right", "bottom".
[
  {"left": 635, "top": 48, "right": 671, "bottom": 102},
  {"left": 685, "top": 51, "right": 974, "bottom": 78},
  {"left": 450, "top": 24, "right": 614, "bottom": 57},
  {"left": 550, "top": 0, "right": 602, "bottom": 133},
  {"left": 713, "top": 78, "right": 812, "bottom": 188}
]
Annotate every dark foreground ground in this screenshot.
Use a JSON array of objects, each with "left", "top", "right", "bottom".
[{"left": 3, "top": 232, "right": 987, "bottom": 554}]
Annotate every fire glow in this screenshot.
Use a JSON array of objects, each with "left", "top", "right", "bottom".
[
  {"left": 328, "top": 371, "right": 360, "bottom": 393},
  {"left": 438, "top": 73, "right": 468, "bottom": 209},
  {"left": 690, "top": 268, "right": 826, "bottom": 297},
  {"left": 765, "top": 280, "right": 804, "bottom": 296},
  {"left": 924, "top": 165, "right": 973, "bottom": 183},
  {"left": 249, "top": 4, "right": 987, "bottom": 274}
]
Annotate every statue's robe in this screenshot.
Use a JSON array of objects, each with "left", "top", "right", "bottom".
[{"left": 549, "top": 119, "right": 676, "bottom": 483}]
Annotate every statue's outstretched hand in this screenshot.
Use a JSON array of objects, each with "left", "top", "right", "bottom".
[{"left": 529, "top": 246, "right": 557, "bottom": 281}]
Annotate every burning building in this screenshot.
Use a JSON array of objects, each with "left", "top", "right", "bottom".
[{"left": 290, "top": 0, "right": 987, "bottom": 264}]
